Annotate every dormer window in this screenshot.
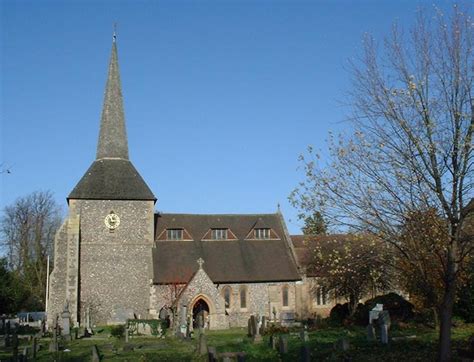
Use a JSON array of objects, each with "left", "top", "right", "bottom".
[
  {"left": 167, "top": 229, "right": 183, "bottom": 240},
  {"left": 211, "top": 228, "right": 228, "bottom": 240},
  {"left": 255, "top": 228, "right": 270, "bottom": 239}
]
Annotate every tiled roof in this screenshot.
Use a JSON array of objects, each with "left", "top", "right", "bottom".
[{"left": 152, "top": 213, "right": 300, "bottom": 283}]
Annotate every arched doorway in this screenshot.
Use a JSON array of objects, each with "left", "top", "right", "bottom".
[{"left": 192, "top": 298, "right": 210, "bottom": 328}]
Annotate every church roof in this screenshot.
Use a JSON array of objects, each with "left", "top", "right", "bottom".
[
  {"left": 68, "top": 159, "right": 155, "bottom": 200},
  {"left": 152, "top": 213, "right": 301, "bottom": 284},
  {"left": 68, "top": 36, "right": 155, "bottom": 201}
]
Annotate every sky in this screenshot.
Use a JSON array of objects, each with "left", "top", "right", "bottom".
[{"left": 0, "top": 0, "right": 460, "bottom": 234}]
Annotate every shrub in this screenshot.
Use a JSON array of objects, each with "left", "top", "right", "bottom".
[
  {"left": 329, "top": 303, "right": 350, "bottom": 325},
  {"left": 110, "top": 324, "right": 126, "bottom": 338},
  {"left": 360, "top": 293, "right": 414, "bottom": 325}
]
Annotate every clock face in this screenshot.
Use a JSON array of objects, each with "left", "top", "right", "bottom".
[{"left": 104, "top": 212, "right": 120, "bottom": 230}]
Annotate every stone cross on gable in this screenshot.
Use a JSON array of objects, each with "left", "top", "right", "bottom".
[{"left": 197, "top": 258, "right": 204, "bottom": 269}]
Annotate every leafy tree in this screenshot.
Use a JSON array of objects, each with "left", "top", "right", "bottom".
[
  {"left": 290, "top": 7, "right": 473, "bottom": 361},
  {"left": 0, "top": 191, "right": 62, "bottom": 311},
  {"left": 302, "top": 211, "right": 327, "bottom": 235},
  {"left": 310, "top": 234, "right": 393, "bottom": 317}
]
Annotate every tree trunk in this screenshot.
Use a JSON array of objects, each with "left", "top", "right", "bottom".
[
  {"left": 348, "top": 293, "right": 359, "bottom": 317},
  {"left": 438, "top": 257, "right": 456, "bottom": 362}
]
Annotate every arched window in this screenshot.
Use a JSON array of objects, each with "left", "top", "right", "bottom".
[
  {"left": 282, "top": 285, "right": 289, "bottom": 307},
  {"left": 240, "top": 287, "right": 247, "bottom": 309},
  {"left": 222, "top": 286, "right": 232, "bottom": 309}
]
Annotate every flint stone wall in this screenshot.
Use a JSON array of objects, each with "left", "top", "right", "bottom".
[{"left": 48, "top": 199, "right": 155, "bottom": 327}]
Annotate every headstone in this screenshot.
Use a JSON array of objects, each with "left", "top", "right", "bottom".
[
  {"left": 369, "top": 304, "right": 384, "bottom": 324},
  {"left": 6, "top": 320, "right": 11, "bottom": 335},
  {"left": 208, "top": 346, "right": 217, "bottom": 362},
  {"left": 92, "top": 345, "right": 100, "bottom": 362},
  {"left": 367, "top": 324, "right": 375, "bottom": 342},
  {"left": 260, "top": 316, "right": 267, "bottom": 334},
  {"left": 335, "top": 337, "right": 350, "bottom": 351},
  {"left": 269, "top": 335, "right": 277, "bottom": 350},
  {"left": 278, "top": 335, "right": 288, "bottom": 354},
  {"left": 125, "top": 327, "right": 129, "bottom": 343},
  {"left": 222, "top": 357, "right": 232, "bottom": 362},
  {"left": 380, "top": 324, "right": 389, "bottom": 344},
  {"left": 250, "top": 316, "right": 257, "bottom": 336},
  {"left": 12, "top": 332, "right": 19, "bottom": 361},
  {"left": 198, "top": 333, "right": 208, "bottom": 355},
  {"left": 5, "top": 333, "right": 10, "bottom": 348},
  {"left": 299, "top": 329, "right": 309, "bottom": 342},
  {"left": 33, "top": 337, "right": 38, "bottom": 359},
  {"left": 300, "top": 345, "right": 311, "bottom": 362},
  {"left": 61, "top": 302, "right": 71, "bottom": 337},
  {"left": 247, "top": 318, "right": 252, "bottom": 337},
  {"left": 251, "top": 315, "right": 262, "bottom": 343}
]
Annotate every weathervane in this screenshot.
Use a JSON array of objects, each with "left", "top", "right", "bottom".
[{"left": 113, "top": 22, "right": 117, "bottom": 42}]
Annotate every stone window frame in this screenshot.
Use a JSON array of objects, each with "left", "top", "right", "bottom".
[
  {"left": 222, "top": 286, "right": 232, "bottom": 310},
  {"left": 239, "top": 286, "right": 247, "bottom": 310},
  {"left": 282, "top": 284, "right": 289, "bottom": 308}
]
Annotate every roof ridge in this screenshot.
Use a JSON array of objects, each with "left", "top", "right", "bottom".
[{"left": 155, "top": 212, "right": 279, "bottom": 217}]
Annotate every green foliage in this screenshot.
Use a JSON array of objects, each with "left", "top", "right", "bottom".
[
  {"left": 261, "top": 324, "right": 289, "bottom": 336},
  {"left": 302, "top": 211, "right": 327, "bottom": 235},
  {"left": 0, "top": 257, "right": 30, "bottom": 314},
  {"left": 110, "top": 324, "right": 126, "bottom": 338}
]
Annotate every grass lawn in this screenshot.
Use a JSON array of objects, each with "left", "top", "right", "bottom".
[{"left": 0, "top": 323, "right": 473, "bottom": 361}]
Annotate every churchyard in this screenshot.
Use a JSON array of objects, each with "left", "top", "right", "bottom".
[{"left": 1, "top": 319, "right": 473, "bottom": 361}]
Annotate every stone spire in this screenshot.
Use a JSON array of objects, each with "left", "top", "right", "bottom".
[{"left": 96, "top": 35, "right": 129, "bottom": 160}]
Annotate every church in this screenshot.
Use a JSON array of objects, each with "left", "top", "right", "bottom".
[{"left": 47, "top": 37, "right": 331, "bottom": 330}]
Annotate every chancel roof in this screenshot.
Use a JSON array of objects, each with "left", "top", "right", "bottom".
[{"left": 152, "top": 213, "right": 301, "bottom": 284}]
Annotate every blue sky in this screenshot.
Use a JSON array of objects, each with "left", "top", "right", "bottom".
[{"left": 1, "top": 0, "right": 459, "bottom": 234}]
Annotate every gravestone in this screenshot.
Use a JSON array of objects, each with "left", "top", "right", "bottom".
[
  {"left": 92, "top": 345, "right": 100, "bottom": 362},
  {"left": 208, "top": 346, "right": 217, "bottom": 362},
  {"left": 300, "top": 329, "right": 309, "bottom": 342},
  {"left": 300, "top": 345, "right": 311, "bottom": 362},
  {"left": 198, "top": 333, "right": 208, "bottom": 355},
  {"left": 12, "top": 332, "right": 19, "bottom": 361},
  {"left": 33, "top": 337, "right": 38, "bottom": 360},
  {"left": 334, "top": 337, "right": 350, "bottom": 351},
  {"left": 222, "top": 357, "right": 232, "bottom": 362},
  {"left": 259, "top": 316, "right": 267, "bottom": 335},
  {"left": 278, "top": 335, "right": 288, "bottom": 354},
  {"left": 247, "top": 318, "right": 252, "bottom": 337},
  {"left": 367, "top": 324, "right": 375, "bottom": 342},
  {"left": 251, "top": 316, "right": 262, "bottom": 343},
  {"left": 85, "top": 306, "right": 93, "bottom": 335},
  {"left": 269, "top": 335, "right": 277, "bottom": 350},
  {"left": 125, "top": 327, "right": 129, "bottom": 343},
  {"left": 61, "top": 303, "right": 71, "bottom": 339},
  {"left": 379, "top": 311, "right": 391, "bottom": 344}
]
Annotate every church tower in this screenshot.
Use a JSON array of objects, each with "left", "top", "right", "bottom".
[{"left": 48, "top": 36, "right": 156, "bottom": 326}]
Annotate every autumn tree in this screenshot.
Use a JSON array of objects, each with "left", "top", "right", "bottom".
[
  {"left": 290, "top": 7, "right": 473, "bottom": 361},
  {"left": 0, "top": 191, "right": 62, "bottom": 310},
  {"left": 309, "top": 234, "right": 393, "bottom": 316}
]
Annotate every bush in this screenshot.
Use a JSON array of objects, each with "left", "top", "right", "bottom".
[
  {"left": 329, "top": 303, "right": 350, "bottom": 325},
  {"left": 360, "top": 293, "right": 414, "bottom": 325},
  {"left": 110, "top": 324, "right": 126, "bottom": 338},
  {"left": 262, "top": 323, "right": 289, "bottom": 336}
]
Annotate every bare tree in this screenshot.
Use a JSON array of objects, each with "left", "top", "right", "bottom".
[
  {"left": 290, "top": 6, "right": 473, "bottom": 361},
  {"left": 0, "top": 191, "right": 62, "bottom": 309}
]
